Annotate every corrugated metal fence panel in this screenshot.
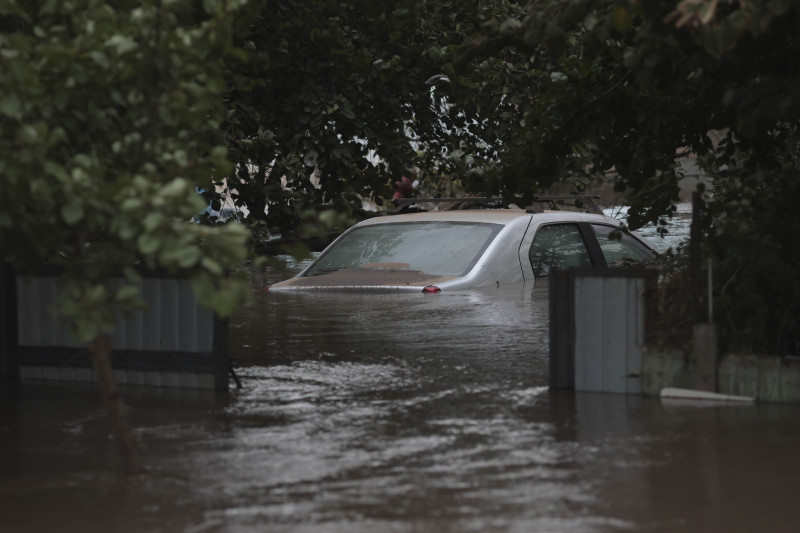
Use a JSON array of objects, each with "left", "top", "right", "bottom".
[
  {"left": 573, "top": 272, "right": 646, "bottom": 394},
  {"left": 17, "top": 277, "right": 215, "bottom": 353},
  {"left": 10, "top": 271, "right": 227, "bottom": 390},
  {"left": 17, "top": 276, "right": 77, "bottom": 348}
]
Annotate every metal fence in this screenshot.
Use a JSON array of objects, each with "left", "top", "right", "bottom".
[
  {"left": 1, "top": 263, "right": 229, "bottom": 390},
  {"left": 550, "top": 268, "right": 656, "bottom": 394}
]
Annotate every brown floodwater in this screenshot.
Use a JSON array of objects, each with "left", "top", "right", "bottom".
[{"left": 4, "top": 206, "right": 800, "bottom": 532}]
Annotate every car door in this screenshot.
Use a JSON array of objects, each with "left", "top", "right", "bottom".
[
  {"left": 519, "top": 220, "right": 654, "bottom": 282},
  {"left": 525, "top": 222, "right": 597, "bottom": 279}
]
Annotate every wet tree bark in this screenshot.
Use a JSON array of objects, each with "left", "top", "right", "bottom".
[{"left": 88, "top": 333, "right": 144, "bottom": 474}]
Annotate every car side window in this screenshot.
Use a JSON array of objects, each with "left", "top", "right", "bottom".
[
  {"left": 529, "top": 223, "right": 592, "bottom": 278},
  {"left": 591, "top": 224, "right": 653, "bottom": 266}
]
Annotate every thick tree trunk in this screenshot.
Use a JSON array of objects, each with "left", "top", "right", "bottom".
[{"left": 88, "top": 333, "right": 144, "bottom": 474}]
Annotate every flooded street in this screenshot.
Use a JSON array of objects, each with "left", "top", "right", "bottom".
[{"left": 4, "top": 205, "right": 800, "bottom": 532}]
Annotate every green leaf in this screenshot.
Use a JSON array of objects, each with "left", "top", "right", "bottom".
[
  {"left": 201, "top": 256, "right": 223, "bottom": 275},
  {"left": 177, "top": 245, "right": 202, "bottom": 268},
  {"left": 0, "top": 94, "right": 21, "bottom": 117},
  {"left": 105, "top": 34, "right": 138, "bottom": 55},
  {"left": 137, "top": 233, "right": 161, "bottom": 255},
  {"left": 89, "top": 50, "right": 109, "bottom": 68},
  {"left": 114, "top": 284, "right": 141, "bottom": 303},
  {"left": 43, "top": 161, "right": 69, "bottom": 182},
  {"left": 211, "top": 279, "right": 246, "bottom": 317},
  {"left": 143, "top": 212, "right": 166, "bottom": 231},
  {"left": 161, "top": 178, "right": 189, "bottom": 198},
  {"left": 120, "top": 198, "right": 143, "bottom": 213},
  {"left": 61, "top": 201, "right": 84, "bottom": 225}
]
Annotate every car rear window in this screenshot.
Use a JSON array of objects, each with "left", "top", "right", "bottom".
[{"left": 304, "top": 221, "right": 503, "bottom": 277}]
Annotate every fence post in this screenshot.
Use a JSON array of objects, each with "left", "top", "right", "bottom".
[
  {"left": 0, "top": 262, "right": 18, "bottom": 379},
  {"left": 549, "top": 269, "right": 575, "bottom": 389},
  {"left": 550, "top": 268, "right": 656, "bottom": 394}
]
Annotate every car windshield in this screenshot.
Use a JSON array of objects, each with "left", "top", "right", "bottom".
[{"left": 304, "top": 221, "right": 503, "bottom": 278}]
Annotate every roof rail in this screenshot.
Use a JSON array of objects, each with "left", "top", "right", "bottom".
[
  {"left": 392, "top": 195, "right": 603, "bottom": 214},
  {"left": 526, "top": 195, "right": 603, "bottom": 215},
  {"left": 392, "top": 197, "right": 503, "bottom": 206}
]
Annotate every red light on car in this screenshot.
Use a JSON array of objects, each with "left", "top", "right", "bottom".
[
  {"left": 422, "top": 285, "right": 441, "bottom": 293},
  {"left": 264, "top": 286, "right": 271, "bottom": 291}
]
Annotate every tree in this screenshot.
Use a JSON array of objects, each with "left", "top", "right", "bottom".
[
  {"left": 450, "top": 0, "right": 800, "bottom": 353},
  {"left": 219, "top": 0, "right": 531, "bottom": 237},
  {"left": 0, "top": 0, "right": 250, "bottom": 472}
]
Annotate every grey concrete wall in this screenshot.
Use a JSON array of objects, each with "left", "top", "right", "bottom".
[
  {"left": 718, "top": 354, "right": 800, "bottom": 403},
  {"left": 641, "top": 348, "right": 694, "bottom": 396},
  {"left": 642, "top": 349, "right": 800, "bottom": 404}
]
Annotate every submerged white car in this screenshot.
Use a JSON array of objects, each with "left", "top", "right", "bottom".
[{"left": 268, "top": 206, "right": 654, "bottom": 293}]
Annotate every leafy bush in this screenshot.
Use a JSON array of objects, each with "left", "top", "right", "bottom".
[{"left": 705, "top": 153, "right": 800, "bottom": 355}]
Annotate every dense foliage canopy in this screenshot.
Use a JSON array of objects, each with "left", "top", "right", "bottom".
[
  {"left": 218, "top": 0, "right": 531, "bottom": 236},
  {"left": 452, "top": 0, "right": 800, "bottom": 227},
  {"left": 0, "top": 0, "right": 250, "bottom": 341}
]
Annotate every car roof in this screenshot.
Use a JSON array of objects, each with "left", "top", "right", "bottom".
[{"left": 355, "top": 209, "right": 622, "bottom": 227}]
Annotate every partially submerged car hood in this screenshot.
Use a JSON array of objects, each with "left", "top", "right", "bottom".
[{"left": 268, "top": 268, "right": 457, "bottom": 291}]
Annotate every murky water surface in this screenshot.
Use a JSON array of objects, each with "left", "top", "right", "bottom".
[{"left": 4, "top": 205, "right": 800, "bottom": 532}]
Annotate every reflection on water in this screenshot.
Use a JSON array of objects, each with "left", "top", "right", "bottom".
[{"left": 4, "top": 208, "right": 800, "bottom": 532}]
